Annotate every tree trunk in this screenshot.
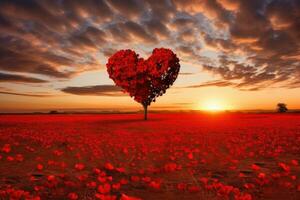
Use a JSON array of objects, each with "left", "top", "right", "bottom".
[{"left": 143, "top": 104, "right": 148, "bottom": 120}]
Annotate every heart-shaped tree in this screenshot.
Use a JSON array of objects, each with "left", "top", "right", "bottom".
[{"left": 106, "top": 48, "right": 180, "bottom": 120}]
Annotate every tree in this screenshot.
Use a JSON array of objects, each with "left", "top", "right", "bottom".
[
  {"left": 277, "top": 103, "right": 288, "bottom": 113},
  {"left": 106, "top": 48, "right": 180, "bottom": 120}
]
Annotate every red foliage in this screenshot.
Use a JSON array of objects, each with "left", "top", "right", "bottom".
[{"left": 106, "top": 48, "right": 180, "bottom": 106}]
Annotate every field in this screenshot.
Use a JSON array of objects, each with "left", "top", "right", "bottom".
[{"left": 0, "top": 113, "right": 299, "bottom": 200}]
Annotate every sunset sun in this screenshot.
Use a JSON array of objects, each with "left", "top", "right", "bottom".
[
  {"left": 205, "top": 103, "right": 223, "bottom": 111},
  {"left": 198, "top": 100, "right": 228, "bottom": 111}
]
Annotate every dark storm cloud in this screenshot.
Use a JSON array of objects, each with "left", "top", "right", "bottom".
[
  {"left": 61, "top": 85, "right": 125, "bottom": 96},
  {"left": 0, "top": 72, "right": 48, "bottom": 83},
  {"left": 0, "top": 0, "right": 299, "bottom": 90}
]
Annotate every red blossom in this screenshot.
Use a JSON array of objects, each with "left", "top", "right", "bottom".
[
  {"left": 112, "top": 183, "right": 121, "bottom": 190},
  {"left": 47, "top": 175, "right": 56, "bottom": 182},
  {"left": 291, "top": 159, "right": 298, "bottom": 166},
  {"left": 74, "top": 163, "right": 85, "bottom": 171},
  {"left": 187, "top": 153, "right": 194, "bottom": 160},
  {"left": 15, "top": 154, "right": 24, "bottom": 162},
  {"left": 120, "top": 194, "right": 141, "bottom": 200},
  {"left": 149, "top": 181, "right": 161, "bottom": 190},
  {"left": 36, "top": 164, "right": 43, "bottom": 170},
  {"left": 258, "top": 173, "right": 266, "bottom": 179},
  {"left": 120, "top": 178, "right": 128, "bottom": 185},
  {"left": 2, "top": 144, "right": 11, "bottom": 153},
  {"left": 68, "top": 192, "right": 78, "bottom": 200},
  {"left": 106, "top": 48, "right": 180, "bottom": 110},
  {"left": 130, "top": 176, "right": 140, "bottom": 182},
  {"left": 98, "top": 183, "right": 111, "bottom": 194},
  {"left": 87, "top": 181, "right": 97, "bottom": 189},
  {"left": 188, "top": 185, "right": 200, "bottom": 193},
  {"left": 278, "top": 162, "right": 290, "bottom": 172},
  {"left": 105, "top": 163, "right": 114, "bottom": 171},
  {"left": 251, "top": 164, "right": 260, "bottom": 171},
  {"left": 177, "top": 183, "right": 187, "bottom": 191}
]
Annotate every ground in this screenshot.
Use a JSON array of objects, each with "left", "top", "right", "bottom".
[{"left": 0, "top": 113, "right": 299, "bottom": 200}]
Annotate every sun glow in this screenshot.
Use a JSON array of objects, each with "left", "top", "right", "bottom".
[
  {"left": 205, "top": 103, "right": 223, "bottom": 111},
  {"left": 198, "top": 100, "right": 229, "bottom": 111}
]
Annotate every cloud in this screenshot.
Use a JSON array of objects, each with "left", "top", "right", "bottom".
[
  {"left": 184, "top": 79, "right": 272, "bottom": 91},
  {"left": 0, "top": 0, "right": 111, "bottom": 80},
  {"left": 0, "top": 0, "right": 298, "bottom": 91},
  {"left": 185, "top": 80, "right": 236, "bottom": 88},
  {"left": 173, "top": 0, "right": 232, "bottom": 24},
  {"left": 171, "top": 17, "right": 196, "bottom": 28},
  {"left": 179, "top": 72, "right": 196, "bottom": 75},
  {"left": 144, "top": 19, "right": 170, "bottom": 39},
  {"left": 203, "top": 34, "right": 236, "bottom": 51},
  {"left": 0, "top": 44, "right": 74, "bottom": 78},
  {"left": 176, "top": 45, "right": 195, "bottom": 56},
  {"left": 0, "top": 91, "right": 54, "bottom": 97},
  {"left": 61, "top": 85, "right": 125, "bottom": 96},
  {"left": 122, "top": 21, "right": 157, "bottom": 43},
  {"left": 102, "top": 48, "right": 118, "bottom": 57},
  {"left": 0, "top": 72, "right": 48, "bottom": 83},
  {"left": 195, "top": 0, "right": 300, "bottom": 90},
  {"left": 106, "top": 0, "right": 145, "bottom": 19}
]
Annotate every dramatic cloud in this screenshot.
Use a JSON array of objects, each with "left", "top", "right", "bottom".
[
  {"left": 106, "top": 0, "right": 145, "bottom": 19},
  {"left": 186, "top": 80, "right": 236, "bottom": 88},
  {"left": 0, "top": 0, "right": 299, "bottom": 91},
  {"left": 0, "top": 72, "right": 48, "bottom": 83},
  {"left": 0, "top": 91, "right": 54, "bottom": 97},
  {"left": 61, "top": 85, "right": 125, "bottom": 96}
]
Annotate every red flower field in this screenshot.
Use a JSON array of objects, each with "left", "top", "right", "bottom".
[{"left": 0, "top": 113, "right": 299, "bottom": 200}]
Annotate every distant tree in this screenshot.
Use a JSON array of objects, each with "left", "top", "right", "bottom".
[{"left": 277, "top": 103, "right": 288, "bottom": 113}]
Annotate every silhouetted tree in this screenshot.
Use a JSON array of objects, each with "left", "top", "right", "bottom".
[{"left": 277, "top": 103, "right": 288, "bottom": 113}]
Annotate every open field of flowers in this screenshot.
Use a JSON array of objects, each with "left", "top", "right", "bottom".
[{"left": 0, "top": 113, "right": 299, "bottom": 200}]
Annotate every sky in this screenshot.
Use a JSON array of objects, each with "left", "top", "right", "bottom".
[{"left": 0, "top": 0, "right": 300, "bottom": 112}]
